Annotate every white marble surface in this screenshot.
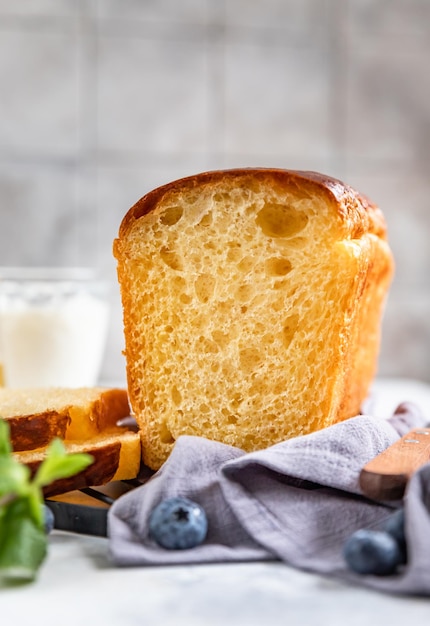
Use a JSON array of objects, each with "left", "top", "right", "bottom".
[{"left": 2, "top": 377, "right": 430, "bottom": 624}]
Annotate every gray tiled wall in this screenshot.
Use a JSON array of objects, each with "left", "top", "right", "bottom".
[{"left": 1, "top": 0, "right": 429, "bottom": 384}]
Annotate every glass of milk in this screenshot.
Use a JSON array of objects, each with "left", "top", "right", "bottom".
[{"left": 0, "top": 267, "right": 110, "bottom": 388}]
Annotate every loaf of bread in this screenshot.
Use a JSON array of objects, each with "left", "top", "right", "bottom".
[
  {"left": 0, "top": 386, "right": 142, "bottom": 496},
  {"left": 114, "top": 168, "right": 394, "bottom": 470}
]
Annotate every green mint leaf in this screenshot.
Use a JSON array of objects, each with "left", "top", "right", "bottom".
[
  {"left": 0, "top": 500, "right": 47, "bottom": 585},
  {"left": 0, "top": 420, "right": 93, "bottom": 585},
  {"left": 0, "top": 420, "right": 12, "bottom": 457},
  {"left": 0, "top": 457, "right": 30, "bottom": 498},
  {"left": 27, "top": 485, "right": 44, "bottom": 529},
  {"left": 34, "top": 438, "right": 93, "bottom": 488}
]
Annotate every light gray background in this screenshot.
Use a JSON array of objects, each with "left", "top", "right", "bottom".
[{"left": 0, "top": 0, "right": 429, "bottom": 385}]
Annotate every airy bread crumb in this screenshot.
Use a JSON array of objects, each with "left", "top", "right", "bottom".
[{"left": 114, "top": 169, "right": 394, "bottom": 470}]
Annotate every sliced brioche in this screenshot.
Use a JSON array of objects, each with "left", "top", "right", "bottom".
[
  {"left": 114, "top": 168, "right": 394, "bottom": 470},
  {"left": 0, "top": 387, "right": 131, "bottom": 451},
  {"left": 0, "top": 386, "right": 142, "bottom": 494},
  {"left": 14, "top": 431, "right": 141, "bottom": 497}
]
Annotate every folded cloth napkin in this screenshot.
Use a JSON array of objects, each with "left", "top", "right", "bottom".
[{"left": 108, "top": 402, "right": 430, "bottom": 596}]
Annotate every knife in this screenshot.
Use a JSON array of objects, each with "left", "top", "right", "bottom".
[
  {"left": 45, "top": 466, "right": 154, "bottom": 536},
  {"left": 360, "top": 425, "right": 430, "bottom": 500}
]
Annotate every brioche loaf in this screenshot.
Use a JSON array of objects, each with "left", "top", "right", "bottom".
[
  {"left": 0, "top": 386, "right": 141, "bottom": 495},
  {"left": 114, "top": 168, "right": 394, "bottom": 470}
]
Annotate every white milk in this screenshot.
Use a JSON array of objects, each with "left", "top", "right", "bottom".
[{"left": 0, "top": 269, "right": 109, "bottom": 388}]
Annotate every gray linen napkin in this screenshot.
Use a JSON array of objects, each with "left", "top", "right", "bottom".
[{"left": 108, "top": 402, "right": 430, "bottom": 595}]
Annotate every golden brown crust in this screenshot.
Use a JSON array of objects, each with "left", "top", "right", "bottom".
[
  {"left": 94, "top": 388, "right": 132, "bottom": 429},
  {"left": 115, "top": 168, "right": 388, "bottom": 247},
  {"left": 24, "top": 442, "right": 121, "bottom": 497},
  {"left": 7, "top": 411, "right": 70, "bottom": 452}
]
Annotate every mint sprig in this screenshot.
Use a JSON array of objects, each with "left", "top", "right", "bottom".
[{"left": 0, "top": 419, "right": 93, "bottom": 585}]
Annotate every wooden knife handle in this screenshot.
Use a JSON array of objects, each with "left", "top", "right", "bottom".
[{"left": 359, "top": 426, "right": 430, "bottom": 500}]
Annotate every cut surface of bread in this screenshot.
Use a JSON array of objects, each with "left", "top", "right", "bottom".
[
  {"left": 114, "top": 168, "right": 394, "bottom": 470},
  {"left": 0, "top": 386, "right": 142, "bottom": 493}
]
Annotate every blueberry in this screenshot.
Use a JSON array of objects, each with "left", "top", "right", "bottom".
[
  {"left": 343, "top": 529, "right": 404, "bottom": 576},
  {"left": 381, "top": 508, "right": 406, "bottom": 561},
  {"left": 42, "top": 504, "right": 55, "bottom": 534},
  {"left": 148, "top": 497, "right": 208, "bottom": 550}
]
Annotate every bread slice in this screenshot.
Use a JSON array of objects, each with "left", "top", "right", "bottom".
[
  {"left": 0, "top": 387, "right": 142, "bottom": 495},
  {"left": 14, "top": 431, "right": 141, "bottom": 497},
  {"left": 114, "top": 168, "right": 394, "bottom": 470}
]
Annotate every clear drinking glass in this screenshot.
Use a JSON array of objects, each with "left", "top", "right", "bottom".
[{"left": 0, "top": 267, "right": 110, "bottom": 388}]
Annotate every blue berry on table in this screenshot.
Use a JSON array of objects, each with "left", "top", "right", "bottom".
[
  {"left": 343, "top": 529, "right": 404, "bottom": 576},
  {"left": 148, "top": 496, "right": 208, "bottom": 550}
]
